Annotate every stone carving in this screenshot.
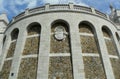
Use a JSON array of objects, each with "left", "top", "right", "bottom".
[{"left": 54, "top": 26, "right": 66, "bottom": 40}]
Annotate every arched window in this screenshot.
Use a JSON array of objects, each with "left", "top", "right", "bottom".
[
  {"left": 18, "top": 22, "right": 41, "bottom": 79},
  {"left": 102, "top": 26, "right": 120, "bottom": 79},
  {"left": 1, "top": 28, "right": 19, "bottom": 79},
  {"left": 79, "top": 21, "right": 106, "bottom": 79},
  {"left": 49, "top": 20, "right": 73, "bottom": 79}
]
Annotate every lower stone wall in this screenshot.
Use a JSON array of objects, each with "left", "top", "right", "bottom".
[
  {"left": 6, "top": 41, "right": 16, "bottom": 58},
  {"left": 105, "top": 39, "right": 117, "bottom": 55},
  {"left": 23, "top": 37, "right": 39, "bottom": 55},
  {"left": 17, "top": 58, "right": 38, "bottom": 79},
  {"left": 0, "top": 60, "right": 12, "bottom": 79},
  {"left": 80, "top": 36, "right": 98, "bottom": 53},
  {"left": 49, "top": 56, "right": 73, "bottom": 79},
  {"left": 110, "top": 58, "right": 120, "bottom": 79},
  {"left": 83, "top": 56, "right": 106, "bottom": 79},
  {"left": 50, "top": 35, "right": 70, "bottom": 53}
]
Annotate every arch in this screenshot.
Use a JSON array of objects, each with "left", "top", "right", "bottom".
[
  {"left": 79, "top": 21, "right": 98, "bottom": 53},
  {"left": 18, "top": 22, "right": 41, "bottom": 78},
  {"left": 79, "top": 21, "right": 106, "bottom": 79},
  {"left": 102, "top": 26, "right": 120, "bottom": 79},
  {"left": 79, "top": 21, "right": 96, "bottom": 34},
  {"left": 27, "top": 22, "right": 41, "bottom": 35},
  {"left": 102, "top": 26, "right": 112, "bottom": 38},
  {"left": 49, "top": 19, "right": 73, "bottom": 79},
  {"left": 11, "top": 28, "right": 19, "bottom": 41},
  {"left": 102, "top": 26, "right": 118, "bottom": 55},
  {"left": 51, "top": 19, "right": 69, "bottom": 33}
]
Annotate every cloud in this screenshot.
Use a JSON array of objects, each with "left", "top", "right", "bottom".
[
  {"left": 43, "top": 0, "right": 59, "bottom": 4},
  {"left": 0, "top": 0, "right": 8, "bottom": 13},
  {"left": 27, "top": 0, "right": 37, "bottom": 8}
]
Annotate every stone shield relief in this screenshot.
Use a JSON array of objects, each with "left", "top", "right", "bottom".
[{"left": 54, "top": 26, "right": 66, "bottom": 41}]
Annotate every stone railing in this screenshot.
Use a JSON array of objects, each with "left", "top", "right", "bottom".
[{"left": 10, "top": 3, "right": 109, "bottom": 24}]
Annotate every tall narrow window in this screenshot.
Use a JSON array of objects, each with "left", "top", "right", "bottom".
[
  {"left": 1, "top": 28, "right": 19, "bottom": 79},
  {"left": 49, "top": 21, "right": 73, "bottom": 79},
  {"left": 102, "top": 27, "right": 120, "bottom": 79},
  {"left": 79, "top": 22, "right": 106, "bottom": 79},
  {"left": 18, "top": 23, "right": 41, "bottom": 79}
]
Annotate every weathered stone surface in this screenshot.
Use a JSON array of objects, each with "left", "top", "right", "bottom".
[
  {"left": 80, "top": 36, "right": 98, "bottom": 53},
  {"left": 11, "top": 28, "right": 19, "bottom": 40},
  {"left": 17, "top": 58, "right": 38, "bottom": 79},
  {"left": 0, "top": 60, "right": 12, "bottom": 79},
  {"left": 23, "top": 37, "right": 39, "bottom": 55},
  {"left": 105, "top": 39, "right": 118, "bottom": 55},
  {"left": 50, "top": 35, "right": 70, "bottom": 53},
  {"left": 49, "top": 56, "right": 73, "bottom": 79},
  {"left": 79, "top": 24, "right": 93, "bottom": 34},
  {"left": 6, "top": 41, "right": 16, "bottom": 58},
  {"left": 110, "top": 58, "right": 120, "bottom": 79},
  {"left": 102, "top": 28, "right": 110, "bottom": 38},
  {"left": 28, "top": 25, "right": 41, "bottom": 35},
  {"left": 83, "top": 57, "right": 106, "bottom": 79}
]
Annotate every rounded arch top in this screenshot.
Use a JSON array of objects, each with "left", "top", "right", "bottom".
[
  {"left": 51, "top": 19, "right": 70, "bottom": 32},
  {"left": 79, "top": 21, "right": 95, "bottom": 34},
  {"left": 11, "top": 28, "right": 19, "bottom": 41},
  {"left": 102, "top": 25, "right": 112, "bottom": 38},
  {"left": 27, "top": 22, "right": 41, "bottom": 35}
]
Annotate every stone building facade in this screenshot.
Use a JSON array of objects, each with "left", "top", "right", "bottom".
[{"left": 0, "top": 3, "right": 120, "bottom": 79}]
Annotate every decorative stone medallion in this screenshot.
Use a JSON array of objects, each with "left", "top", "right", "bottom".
[{"left": 54, "top": 26, "right": 66, "bottom": 40}]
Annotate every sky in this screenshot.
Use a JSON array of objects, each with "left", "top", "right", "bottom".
[{"left": 0, "top": 0, "right": 120, "bottom": 21}]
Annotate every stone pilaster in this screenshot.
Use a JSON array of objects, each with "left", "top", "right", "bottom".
[
  {"left": 0, "top": 34, "right": 11, "bottom": 71},
  {"left": 9, "top": 28, "right": 27, "bottom": 79},
  {"left": 37, "top": 23, "right": 50, "bottom": 79},
  {"left": 95, "top": 25, "right": 115, "bottom": 79},
  {"left": 69, "top": 22, "right": 85, "bottom": 79}
]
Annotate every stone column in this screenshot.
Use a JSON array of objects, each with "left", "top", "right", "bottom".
[
  {"left": 95, "top": 25, "right": 115, "bottom": 79},
  {"left": 37, "top": 23, "right": 50, "bottom": 79},
  {"left": 69, "top": 22, "right": 85, "bottom": 79},
  {"left": 9, "top": 28, "right": 27, "bottom": 79},
  {"left": 0, "top": 34, "right": 11, "bottom": 71}
]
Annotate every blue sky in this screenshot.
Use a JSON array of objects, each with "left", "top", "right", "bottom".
[{"left": 0, "top": 0, "right": 120, "bottom": 21}]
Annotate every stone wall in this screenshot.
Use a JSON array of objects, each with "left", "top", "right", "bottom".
[
  {"left": 0, "top": 60, "right": 12, "bottom": 79},
  {"left": 50, "top": 35, "right": 70, "bottom": 53},
  {"left": 23, "top": 37, "right": 39, "bottom": 55},
  {"left": 83, "top": 57, "right": 106, "bottom": 79},
  {"left": 49, "top": 57, "right": 73, "bottom": 79},
  {"left": 6, "top": 41, "right": 16, "bottom": 58},
  {"left": 17, "top": 58, "right": 38, "bottom": 79},
  {"left": 79, "top": 23, "right": 106, "bottom": 79},
  {"left": 80, "top": 36, "right": 98, "bottom": 53},
  {"left": 110, "top": 58, "right": 120, "bottom": 79}
]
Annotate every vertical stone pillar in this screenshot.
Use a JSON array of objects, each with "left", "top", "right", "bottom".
[
  {"left": 69, "top": 22, "right": 85, "bottom": 79},
  {"left": 95, "top": 25, "right": 115, "bottom": 79},
  {"left": 45, "top": 3, "right": 50, "bottom": 11},
  {"left": 69, "top": 3, "right": 74, "bottom": 9},
  {"left": 0, "top": 34, "right": 11, "bottom": 71},
  {"left": 37, "top": 23, "right": 50, "bottom": 79},
  {"left": 9, "top": 28, "right": 27, "bottom": 79},
  {"left": 91, "top": 7, "right": 96, "bottom": 14}
]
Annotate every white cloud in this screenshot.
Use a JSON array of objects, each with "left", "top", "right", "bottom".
[
  {"left": 27, "top": 0, "right": 37, "bottom": 8},
  {"left": 43, "top": 0, "right": 59, "bottom": 4},
  {"left": 76, "top": 2, "right": 89, "bottom": 7},
  {"left": 0, "top": 0, "right": 8, "bottom": 13}
]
